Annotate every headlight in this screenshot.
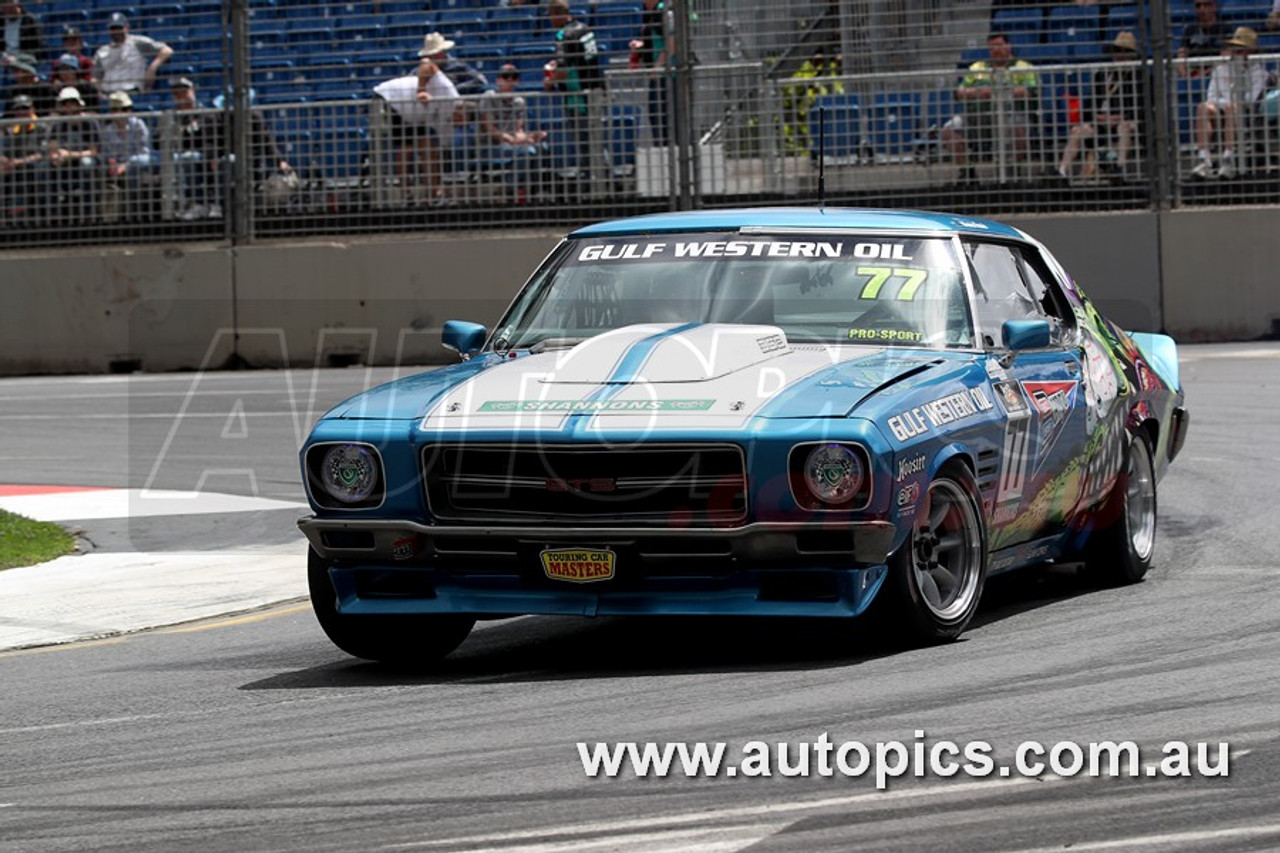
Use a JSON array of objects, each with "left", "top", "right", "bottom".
[
  {"left": 803, "top": 443, "right": 865, "bottom": 505},
  {"left": 321, "top": 444, "right": 380, "bottom": 504}
]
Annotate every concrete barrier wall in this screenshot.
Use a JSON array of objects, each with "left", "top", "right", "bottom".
[
  {"left": 0, "top": 209, "right": 1274, "bottom": 375},
  {"left": 1158, "top": 208, "right": 1280, "bottom": 342}
]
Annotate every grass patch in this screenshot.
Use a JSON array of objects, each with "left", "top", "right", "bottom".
[{"left": 0, "top": 509, "right": 76, "bottom": 571}]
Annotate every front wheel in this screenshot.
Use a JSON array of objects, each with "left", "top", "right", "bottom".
[
  {"left": 1083, "top": 431, "right": 1156, "bottom": 586},
  {"left": 880, "top": 462, "right": 988, "bottom": 643},
  {"left": 308, "top": 548, "right": 474, "bottom": 665}
]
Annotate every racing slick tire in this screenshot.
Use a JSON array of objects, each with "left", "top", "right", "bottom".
[
  {"left": 880, "top": 461, "right": 988, "bottom": 644},
  {"left": 1083, "top": 431, "right": 1156, "bottom": 586},
  {"left": 308, "top": 548, "right": 474, "bottom": 665}
]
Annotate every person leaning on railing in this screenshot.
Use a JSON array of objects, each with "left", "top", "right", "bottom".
[
  {"left": 1178, "top": 0, "right": 1231, "bottom": 78},
  {"left": 941, "top": 32, "right": 1038, "bottom": 185},
  {"left": 1049, "top": 31, "right": 1144, "bottom": 184},
  {"left": 0, "top": 94, "right": 44, "bottom": 222},
  {"left": 43, "top": 86, "right": 99, "bottom": 225},
  {"left": 372, "top": 33, "right": 462, "bottom": 207},
  {"left": 1192, "top": 26, "right": 1269, "bottom": 179},
  {"left": 479, "top": 63, "right": 548, "bottom": 203},
  {"left": 97, "top": 90, "right": 157, "bottom": 221}
]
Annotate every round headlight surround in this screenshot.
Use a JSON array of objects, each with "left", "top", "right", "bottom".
[
  {"left": 321, "top": 443, "right": 380, "bottom": 505},
  {"left": 803, "top": 443, "right": 866, "bottom": 506}
]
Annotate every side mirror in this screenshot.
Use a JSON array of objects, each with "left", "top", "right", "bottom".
[
  {"left": 442, "top": 320, "right": 488, "bottom": 360},
  {"left": 1002, "top": 319, "right": 1051, "bottom": 351}
]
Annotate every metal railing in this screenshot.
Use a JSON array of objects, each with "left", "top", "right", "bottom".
[{"left": 5, "top": 54, "right": 1280, "bottom": 247}]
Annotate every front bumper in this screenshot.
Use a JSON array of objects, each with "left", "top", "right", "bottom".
[{"left": 298, "top": 517, "right": 897, "bottom": 618}]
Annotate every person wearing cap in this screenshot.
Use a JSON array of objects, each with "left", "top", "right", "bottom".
[
  {"left": 372, "top": 36, "right": 461, "bottom": 205},
  {"left": 419, "top": 31, "right": 489, "bottom": 97},
  {"left": 4, "top": 52, "right": 53, "bottom": 114},
  {"left": 941, "top": 32, "right": 1039, "bottom": 185},
  {"left": 98, "top": 90, "right": 157, "bottom": 219},
  {"left": 48, "top": 52, "right": 85, "bottom": 101},
  {"left": 43, "top": 86, "right": 98, "bottom": 224},
  {"left": 0, "top": 92, "right": 44, "bottom": 219},
  {"left": 479, "top": 63, "right": 549, "bottom": 202},
  {"left": 90, "top": 11, "right": 173, "bottom": 98},
  {"left": 1193, "top": 26, "right": 1269, "bottom": 178},
  {"left": 1, "top": 2, "right": 43, "bottom": 64},
  {"left": 169, "top": 76, "right": 220, "bottom": 220},
  {"left": 59, "top": 26, "right": 94, "bottom": 81},
  {"left": 1050, "top": 31, "right": 1145, "bottom": 184}
]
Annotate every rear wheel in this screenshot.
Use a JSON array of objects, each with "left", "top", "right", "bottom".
[
  {"left": 881, "top": 462, "right": 988, "bottom": 643},
  {"left": 1083, "top": 431, "right": 1156, "bottom": 586},
  {"left": 308, "top": 548, "right": 474, "bottom": 665}
]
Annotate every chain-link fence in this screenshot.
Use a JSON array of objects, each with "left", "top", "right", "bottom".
[{"left": 4, "top": 0, "right": 1280, "bottom": 247}]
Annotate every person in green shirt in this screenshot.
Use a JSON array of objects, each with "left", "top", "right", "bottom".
[{"left": 941, "top": 32, "right": 1038, "bottom": 184}]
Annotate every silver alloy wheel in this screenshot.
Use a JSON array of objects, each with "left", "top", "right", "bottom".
[
  {"left": 911, "top": 479, "right": 983, "bottom": 621},
  {"left": 1126, "top": 437, "right": 1157, "bottom": 562}
]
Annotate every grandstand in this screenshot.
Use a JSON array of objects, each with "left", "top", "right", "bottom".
[{"left": 4, "top": 0, "right": 1280, "bottom": 247}]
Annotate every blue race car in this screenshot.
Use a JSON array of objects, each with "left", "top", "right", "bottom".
[{"left": 299, "top": 208, "right": 1189, "bottom": 663}]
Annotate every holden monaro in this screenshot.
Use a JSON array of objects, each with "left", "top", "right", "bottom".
[{"left": 298, "top": 208, "right": 1188, "bottom": 663}]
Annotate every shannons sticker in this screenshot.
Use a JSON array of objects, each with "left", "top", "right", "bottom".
[{"left": 477, "top": 399, "right": 716, "bottom": 412}]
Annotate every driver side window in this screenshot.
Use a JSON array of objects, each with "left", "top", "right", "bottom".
[{"left": 965, "top": 241, "right": 1045, "bottom": 348}]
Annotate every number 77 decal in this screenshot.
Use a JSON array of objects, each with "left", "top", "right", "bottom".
[{"left": 857, "top": 267, "right": 928, "bottom": 301}]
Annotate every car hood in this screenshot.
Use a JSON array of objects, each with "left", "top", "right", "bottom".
[{"left": 400, "top": 323, "right": 954, "bottom": 432}]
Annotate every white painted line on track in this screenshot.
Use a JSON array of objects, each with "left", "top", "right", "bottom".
[
  {"left": 1179, "top": 349, "right": 1280, "bottom": 361},
  {"left": 457, "top": 823, "right": 786, "bottom": 853},
  {"left": 1003, "top": 821, "right": 1280, "bottom": 852},
  {"left": 0, "top": 412, "right": 319, "bottom": 421},
  {"left": 0, "top": 489, "right": 306, "bottom": 522},
  {"left": 383, "top": 777, "right": 1043, "bottom": 850},
  {"left": 0, "top": 713, "right": 174, "bottom": 735},
  {"left": 0, "top": 389, "right": 324, "bottom": 401}
]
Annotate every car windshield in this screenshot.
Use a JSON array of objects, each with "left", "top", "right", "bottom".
[{"left": 494, "top": 233, "right": 974, "bottom": 350}]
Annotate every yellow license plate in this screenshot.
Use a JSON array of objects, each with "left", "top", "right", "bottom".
[{"left": 540, "top": 548, "right": 615, "bottom": 583}]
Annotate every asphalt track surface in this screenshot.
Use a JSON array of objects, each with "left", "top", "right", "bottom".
[{"left": 2, "top": 344, "right": 1279, "bottom": 852}]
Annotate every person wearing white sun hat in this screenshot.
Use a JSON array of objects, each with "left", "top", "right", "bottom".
[{"left": 372, "top": 32, "right": 462, "bottom": 204}]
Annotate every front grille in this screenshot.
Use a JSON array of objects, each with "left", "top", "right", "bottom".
[{"left": 422, "top": 443, "right": 748, "bottom": 525}]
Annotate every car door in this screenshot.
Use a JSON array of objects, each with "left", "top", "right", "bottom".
[{"left": 965, "top": 240, "right": 1088, "bottom": 546}]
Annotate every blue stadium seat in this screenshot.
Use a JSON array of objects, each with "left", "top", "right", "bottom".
[
  {"left": 274, "top": 129, "right": 311, "bottom": 177},
  {"left": 509, "top": 42, "right": 556, "bottom": 89},
  {"left": 1220, "top": 0, "right": 1272, "bottom": 21},
  {"left": 1048, "top": 5, "right": 1103, "bottom": 61},
  {"left": 870, "top": 92, "right": 919, "bottom": 156},
  {"left": 1175, "top": 75, "right": 1200, "bottom": 147},
  {"left": 140, "top": 3, "right": 185, "bottom": 30},
  {"left": 1105, "top": 4, "right": 1140, "bottom": 43},
  {"left": 316, "top": 128, "right": 368, "bottom": 180},
  {"left": 528, "top": 94, "right": 565, "bottom": 126},
  {"left": 1168, "top": 0, "right": 1198, "bottom": 25},
  {"left": 609, "top": 103, "right": 638, "bottom": 174},
  {"left": 807, "top": 93, "right": 861, "bottom": 160},
  {"left": 958, "top": 46, "right": 988, "bottom": 68},
  {"left": 1018, "top": 42, "right": 1069, "bottom": 66},
  {"left": 434, "top": 10, "right": 486, "bottom": 41},
  {"left": 992, "top": 8, "right": 1045, "bottom": 50},
  {"left": 488, "top": 6, "right": 539, "bottom": 42},
  {"left": 592, "top": 2, "right": 643, "bottom": 55}
]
